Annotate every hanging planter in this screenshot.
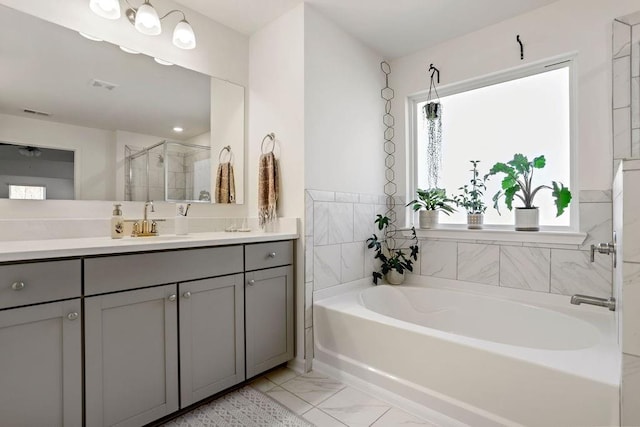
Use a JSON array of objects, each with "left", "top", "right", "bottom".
[{"left": 424, "top": 64, "right": 443, "bottom": 189}]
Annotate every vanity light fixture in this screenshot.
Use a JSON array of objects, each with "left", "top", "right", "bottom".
[{"left": 88, "top": 0, "right": 196, "bottom": 50}]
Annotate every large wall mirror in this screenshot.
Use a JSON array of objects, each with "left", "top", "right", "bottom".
[{"left": 0, "top": 4, "right": 244, "bottom": 204}]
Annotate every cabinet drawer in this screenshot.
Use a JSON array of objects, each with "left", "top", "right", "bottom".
[
  {"left": 245, "top": 241, "right": 293, "bottom": 271},
  {"left": 0, "top": 260, "right": 81, "bottom": 310},
  {"left": 85, "top": 246, "right": 243, "bottom": 296}
]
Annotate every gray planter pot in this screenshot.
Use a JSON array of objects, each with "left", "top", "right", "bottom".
[{"left": 385, "top": 270, "right": 404, "bottom": 285}]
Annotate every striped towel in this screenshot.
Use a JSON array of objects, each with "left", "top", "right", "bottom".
[
  {"left": 215, "top": 162, "right": 235, "bottom": 203},
  {"left": 258, "top": 152, "right": 278, "bottom": 227}
]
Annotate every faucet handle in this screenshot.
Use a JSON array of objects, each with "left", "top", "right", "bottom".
[{"left": 590, "top": 244, "right": 596, "bottom": 262}]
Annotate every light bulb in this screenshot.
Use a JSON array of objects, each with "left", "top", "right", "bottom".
[
  {"left": 89, "top": 0, "right": 121, "bottom": 20},
  {"left": 135, "top": 2, "right": 161, "bottom": 35},
  {"left": 172, "top": 20, "right": 196, "bottom": 50}
]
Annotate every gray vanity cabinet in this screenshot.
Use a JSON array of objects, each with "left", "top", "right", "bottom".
[
  {"left": 0, "top": 299, "right": 82, "bottom": 427},
  {"left": 85, "top": 284, "right": 179, "bottom": 427},
  {"left": 245, "top": 241, "right": 294, "bottom": 378},
  {"left": 179, "top": 274, "right": 245, "bottom": 407}
]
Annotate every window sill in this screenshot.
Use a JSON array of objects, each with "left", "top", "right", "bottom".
[{"left": 400, "top": 225, "right": 587, "bottom": 246}]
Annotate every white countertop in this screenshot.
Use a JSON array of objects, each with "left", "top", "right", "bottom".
[{"left": 0, "top": 231, "right": 298, "bottom": 263}]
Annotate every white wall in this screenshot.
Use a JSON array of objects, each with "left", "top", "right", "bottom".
[
  {"left": 0, "top": 113, "right": 115, "bottom": 200},
  {"left": 249, "top": 4, "right": 305, "bottom": 365},
  {"left": 304, "top": 6, "right": 385, "bottom": 195},
  {"left": 391, "top": 0, "right": 640, "bottom": 199}
]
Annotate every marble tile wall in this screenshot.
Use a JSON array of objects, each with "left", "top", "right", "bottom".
[
  {"left": 618, "top": 160, "right": 640, "bottom": 425},
  {"left": 613, "top": 17, "right": 640, "bottom": 167},
  {"left": 614, "top": 12, "right": 640, "bottom": 423},
  {"left": 411, "top": 190, "right": 613, "bottom": 299},
  {"left": 304, "top": 189, "right": 397, "bottom": 371}
]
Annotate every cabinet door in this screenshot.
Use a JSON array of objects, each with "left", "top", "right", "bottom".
[
  {"left": 85, "top": 285, "right": 179, "bottom": 427},
  {"left": 179, "top": 274, "right": 245, "bottom": 407},
  {"left": 0, "top": 299, "right": 82, "bottom": 427},
  {"left": 245, "top": 266, "right": 294, "bottom": 378}
]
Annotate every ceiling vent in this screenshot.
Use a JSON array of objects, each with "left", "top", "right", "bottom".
[
  {"left": 23, "top": 108, "right": 51, "bottom": 117},
  {"left": 90, "top": 78, "right": 119, "bottom": 91}
]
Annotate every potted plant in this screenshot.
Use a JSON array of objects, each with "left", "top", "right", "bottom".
[
  {"left": 485, "top": 153, "right": 572, "bottom": 231},
  {"left": 366, "top": 215, "right": 419, "bottom": 285},
  {"left": 406, "top": 188, "right": 456, "bottom": 229},
  {"left": 454, "top": 160, "right": 487, "bottom": 229}
]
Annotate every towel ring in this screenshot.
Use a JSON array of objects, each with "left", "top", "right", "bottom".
[
  {"left": 261, "top": 133, "right": 276, "bottom": 154},
  {"left": 218, "top": 145, "right": 233, "bottom": 163}
]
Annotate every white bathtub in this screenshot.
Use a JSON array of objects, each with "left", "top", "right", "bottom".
[{"left": 313, "top": 280, "right": 620, "bottom": 426}]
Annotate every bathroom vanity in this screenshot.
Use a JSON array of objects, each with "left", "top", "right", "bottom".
[{"left": 0, "top": 232, "right": 295, "bottom": 427}]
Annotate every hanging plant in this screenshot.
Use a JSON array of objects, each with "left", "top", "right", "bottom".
[{"left": 424, "top": 65, "right": 442, "bottom": 188}]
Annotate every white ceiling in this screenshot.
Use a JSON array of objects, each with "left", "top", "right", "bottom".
[{"left": 177, "top": 0, "right": 559, "bottom": 58}]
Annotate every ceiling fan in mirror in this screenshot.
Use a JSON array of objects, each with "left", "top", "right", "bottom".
[{"left": 88, "top": 0, "right": 196, "bottom": 49}]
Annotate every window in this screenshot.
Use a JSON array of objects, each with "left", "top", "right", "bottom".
[
  {"left": 8, "top": 184, "right": 46, "bottom": 200},
  {"left": 410, "top": 59, "right": 574, "bottom": 228}
]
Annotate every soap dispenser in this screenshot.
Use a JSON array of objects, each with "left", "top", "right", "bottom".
[{"left": 111, "top": 204, "right": 124, "bottom": 239}]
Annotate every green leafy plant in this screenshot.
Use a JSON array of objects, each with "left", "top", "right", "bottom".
[
  {"left": 484, "top": 153, "right": 572, "bottom": 216},
  {"left": 454, "top": 160, "right": 487, "bottom": 214},
  {"left": 406, "top": 188, "right": 456, "bottom": 215},
  {"left": 366, "top": 215, "right": 419, "bottom": 285}
]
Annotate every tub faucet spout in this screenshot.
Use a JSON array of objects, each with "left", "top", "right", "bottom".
[{"left": 570, "top": 294, "right": 616, "bottom": 311}]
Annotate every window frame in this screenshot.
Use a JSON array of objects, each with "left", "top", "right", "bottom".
[{"left": 406, "top": 53, "right": 579, "bottom": 232}]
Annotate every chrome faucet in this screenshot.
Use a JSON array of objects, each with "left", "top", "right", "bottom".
[
  {"left": 590, "top": 231, "right": 617, "bottom": 267},
  {"left": 570, "top": 294, "right": 616, "bottom": 311}
]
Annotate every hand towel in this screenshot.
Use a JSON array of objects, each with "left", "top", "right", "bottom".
[
  {"left": 258, "top": 152, "right": 279, "bottom": 227},
  {"left": 215, "top": 162, "right": 236, "bottom": 204}
]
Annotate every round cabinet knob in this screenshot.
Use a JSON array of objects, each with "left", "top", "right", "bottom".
[
  {"left": 10, "top": 281, "right": 25, "bottom": 291},
  {"left": 168, "top": 294, "right": 177, "bottom": 302},
  {"left": 183, "top": 291, "right": 191, "bottom": 299},
  {"left": 269, "top": 252, "right": 277, "bottom": 258},
  {"left": 248, "top": 279, "right": 256, "bottom": 286},
  {"left": 67, "top": 312, "right": 79, "bottom": 321}
]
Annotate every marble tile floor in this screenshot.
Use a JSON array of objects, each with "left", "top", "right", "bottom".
[{"left": 250, "top": 366, "right": 436, "bottom": 427}]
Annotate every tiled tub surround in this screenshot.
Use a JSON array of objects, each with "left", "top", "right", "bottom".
[
  {"left": 304, "top": 189, "right": 614, "bottom": 373},
  {"left": 613, "top": 14, "right": 640, "bottom": 165},
  {"left": 314, "top": 283, "right": 619, "bottom": 426},
  {"left": 615, "top": 160, "right": 640, "bottom": 425}
]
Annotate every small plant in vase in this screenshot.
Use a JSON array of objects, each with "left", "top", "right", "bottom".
[
  {"left": 406, "top": 188, "right": 456, "bottom": 229},
  {"left": 455, "top": 160, "right": 487, "bottom": 229},
  {"left": 366, "top": 215, "right": 419, "bottom": 285},
  {"left": 485, "top": 153, "right": 572, "bottom": 231}
]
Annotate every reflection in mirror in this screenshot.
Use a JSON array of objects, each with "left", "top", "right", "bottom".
[
  {"left": 0, "top": 4, "right": 244, "bottom": 204},
  {"left": 0, "top": 142, "right": 75, "bottom": 200},
  {"left": 125, "top": 140, "right": 213, "bottom": 203}
]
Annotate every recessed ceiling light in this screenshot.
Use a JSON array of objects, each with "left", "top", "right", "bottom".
[
  {"left": 119, "top": 45, "right": 140, "bottom": 54},
  {"left": 154, "top": 57, "right": 174, "bottom": 66},
  {"left": 79, "top": 31, "right": 103, "bottom": 42},
  {"left": 173, "top": 127, "right": 184, "bottom": 132}
]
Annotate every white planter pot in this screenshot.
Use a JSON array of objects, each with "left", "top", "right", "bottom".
[
  {"left": 419, "top": 210, "right": 439, "bottom": 229},
  {"left": 467, "top": 213, "right": 484, "bottom": 229},
  {"left": 385, "top": 270, "right": 404, "bottom": 285},
  {"left": 515, "top": 208, "right": 539, "bottom": 231}
]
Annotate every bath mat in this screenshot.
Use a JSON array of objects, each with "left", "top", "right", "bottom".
[{"left": 162, "top": 386, "right": 313, "bottom": 427}]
